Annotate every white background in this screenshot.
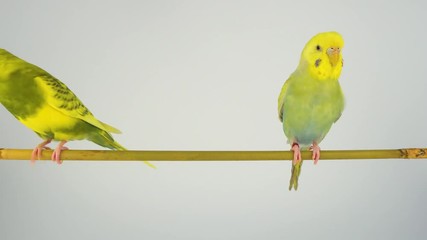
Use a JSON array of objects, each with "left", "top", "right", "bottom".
[{"left": 1, "top": 0, "right": 426, "bottom": 239}]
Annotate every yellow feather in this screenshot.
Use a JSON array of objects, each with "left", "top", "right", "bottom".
[
  {"left": 34, "top": 76, "right": 120, "bottom": 134},
  {"left": 299, "top": 31, "right": 344, "bottom": 81},
  {"left": 20, "top": 104, "right": 86, "bottom": 140}
]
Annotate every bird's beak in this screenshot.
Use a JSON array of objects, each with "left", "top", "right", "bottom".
[{"left": 327, "top": 47, "right": 340, "bottom": 66}]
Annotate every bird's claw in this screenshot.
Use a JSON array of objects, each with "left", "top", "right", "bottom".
[
  {"left": 310, "top": 143, "right": 321, "bottom": 164},
  {"left": 51, "top": 141, "right": 68, "bottom": 164},
  {"left": 30, "top": 139, "right": 68, "bottom": 164},
  {"left": 291, "top": 143, "right": 302, "bottom": 165},
  {"left": 31, "top": 139, "right": 52, "bottom": 163}
]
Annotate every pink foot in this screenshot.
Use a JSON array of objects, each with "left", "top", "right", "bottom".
[
  {"left": 31, "top": 139, "right": 52, "bottom": 163},
  {"left": 310, "top": 143, "right": 320, "bottom": 164},
  {"left": 291, "top": 143, "right": 302, "bottom": 165},
  {"left": 51, "top": 141, "right": 68, "bottom": 164}
]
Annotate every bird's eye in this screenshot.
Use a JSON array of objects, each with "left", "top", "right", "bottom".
[{"left": 316, "top": 45, "right": 321, "bottom": 51}]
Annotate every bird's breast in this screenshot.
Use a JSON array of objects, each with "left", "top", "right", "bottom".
[{"left": 282, "top": 81, "right": 344, "bottom": 145}]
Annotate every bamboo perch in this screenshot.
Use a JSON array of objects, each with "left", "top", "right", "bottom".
[{"left": 0, "top": 148, "right": 426, "bottom": 161}]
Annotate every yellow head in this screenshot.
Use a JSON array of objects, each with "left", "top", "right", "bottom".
[{"left": 298, "top": 31, "right": 344, "bottom": 80}]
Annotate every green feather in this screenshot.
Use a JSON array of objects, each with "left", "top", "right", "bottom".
[{"left": 289, "top": 159, "right": 302, "bottom": 191}]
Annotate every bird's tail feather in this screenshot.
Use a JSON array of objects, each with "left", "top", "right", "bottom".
[
  {"left": 100, "top": 121, "right": 122, "bottom": 134},
  {"left": 289, "top": 160, "right": 303, "bottom": 191},
  {"left": 89, "top": 130, "right": 155, "bottom": 168}
]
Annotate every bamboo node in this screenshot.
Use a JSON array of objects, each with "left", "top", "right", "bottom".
[{"left": 400, "top": 148, "right": 427, "bottom": 159}]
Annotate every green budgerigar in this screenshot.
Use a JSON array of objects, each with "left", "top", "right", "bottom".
[
  {"left": 278, "top": 32, "right": 345, "bottom": 190},
  {"left": 0, "top": 49, "right": 153, "bottom": 167}
]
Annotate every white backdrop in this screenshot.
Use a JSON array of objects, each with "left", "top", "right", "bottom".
[{"left": 1, "top": 0, "right": 426, "bottom": 239}]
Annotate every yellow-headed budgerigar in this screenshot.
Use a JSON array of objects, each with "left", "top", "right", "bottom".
[
  {"left": 0, "top": 49, "right": 153, "bottom": 167},
  {"left": 278, "top": 32, "right": 345, "bottom": 190}
]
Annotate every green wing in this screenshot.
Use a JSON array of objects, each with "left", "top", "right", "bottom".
[
  {"left": 34, "top": 75, "right": 121, "bottom": 134},
  {"left": 278, "top": 78, "right": 290, "bottom": 122}
]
